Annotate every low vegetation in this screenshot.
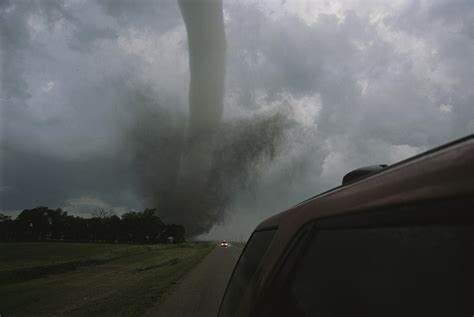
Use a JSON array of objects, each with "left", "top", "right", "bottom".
[{"left": 0, "top": 242, "right": 214, "bottom": 316}]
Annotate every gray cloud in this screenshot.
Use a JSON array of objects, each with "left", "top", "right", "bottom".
[{"left": 1, "top": 0, "right": 473, "bottom": 239}]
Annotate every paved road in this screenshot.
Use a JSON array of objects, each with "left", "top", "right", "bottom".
[{"left": 145, "top": 244, "right": 243, "bottom": 317}]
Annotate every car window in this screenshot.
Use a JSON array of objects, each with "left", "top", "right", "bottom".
[
  {"left": 270, "top": 224, "right": 474, "bottom": 317},
  {"left": 220, "top": 229, "right": 276, "bottom": 316}
]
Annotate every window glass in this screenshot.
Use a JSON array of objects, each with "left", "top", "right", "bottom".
[
  {"left": 273, "top": 225, "right": 474, "bottom": 317},
  {"left": 220, "top": 229, "right": 276, "bottom": 316}
]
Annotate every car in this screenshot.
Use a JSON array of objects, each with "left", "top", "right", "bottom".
[
  {"left": 220, "top": 240, "right": 229, "bottom": 248},
  {"left": 219, "top": 135, "right": 474, "bottom": 317}
]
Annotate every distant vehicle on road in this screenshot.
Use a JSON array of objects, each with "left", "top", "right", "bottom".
[
  {"left": 220, "top": 240, "right": 229, "bottom": 248},
  {"left": 219, "top": 135, "right": 474, "bottom": 317}
]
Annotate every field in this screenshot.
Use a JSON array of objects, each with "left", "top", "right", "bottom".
[{"left": 0, "top": 242, "right": 214, "bottom": 316}]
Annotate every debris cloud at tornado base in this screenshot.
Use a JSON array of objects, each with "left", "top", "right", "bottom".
[
  {"left": 127, "top": 99, "right": 293, "bottom": 237},
  {"left": 127, "top": 0, "right": 294, "bottom": 237}
]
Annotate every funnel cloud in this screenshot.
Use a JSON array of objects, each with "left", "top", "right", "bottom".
[{"left": 175, "top": 0, "right": 226, "bottom": 210}]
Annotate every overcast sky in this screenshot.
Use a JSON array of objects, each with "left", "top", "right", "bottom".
[{"left": 1, "top": 0, "right": 473, "bottom": 240}]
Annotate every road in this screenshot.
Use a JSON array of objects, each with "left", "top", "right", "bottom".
[{"left": 145, "top": 244, "right": 243, "bottom": 317}]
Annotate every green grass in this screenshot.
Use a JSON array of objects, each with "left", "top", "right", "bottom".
[{"left": 0, "top": 242, "right": 214, "bottom": 316}]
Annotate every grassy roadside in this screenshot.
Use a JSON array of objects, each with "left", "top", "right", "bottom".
[{"left": 0, "top": 242, "right": 214, "bottom": 316}]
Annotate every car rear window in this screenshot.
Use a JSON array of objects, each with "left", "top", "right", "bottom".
[
  {"left": 220, "top": 229, "right": 276, "bottom": 316},
  {"left": 272, "top": 224, "right": 474, "bottom": 316}
]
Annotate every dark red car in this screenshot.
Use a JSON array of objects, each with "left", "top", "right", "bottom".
[{"left": 219, "top": 135, "right": 474, "bottom": 317}]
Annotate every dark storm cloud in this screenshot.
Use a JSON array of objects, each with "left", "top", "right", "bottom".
[
  {"left": 214, "top": 0, "right": 474, "bottom": 237},
  {"left": 0, "top": 144, "right": 137, "bottom": 213},
  {"left": 98, "top": 0, "right": 181, "bottom": 32},
  {"left": 0, "top": 0, "right": 158, "bottom": 215},
  {"left": 1, "top": 0, "right": 473, "bottom": 238}
]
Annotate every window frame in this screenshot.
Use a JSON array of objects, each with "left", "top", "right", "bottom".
[{"left": 218, "top": 227, "right": 277, "bottom": 317}]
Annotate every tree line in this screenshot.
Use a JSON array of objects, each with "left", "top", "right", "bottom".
[{"left": 0, "top": 207, "right": 185, "bottom": 244}]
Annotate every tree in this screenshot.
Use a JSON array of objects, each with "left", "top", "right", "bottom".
[
  {"left": 16, "top": 207, "right": 51, "bottom": 241},
  {"left": 2, "top": 206, "right": 185, "bottom": 244},
  {"left": 92, "top": 208, "right": 115, "bottom": 218},
  {"left": 120, "top": 209, "right": 165, "bottom": 243},
  {"left": 0, "top": 213, "right": 14, "bottom": 241},
  {"left": 161, "top": 224, "right": 186, "bottom": 244},
  {"left": 47, "top": 208, "right": 67, "bottom": 240}
]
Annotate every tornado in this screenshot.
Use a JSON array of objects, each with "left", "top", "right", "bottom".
[
  {"left": 171, "top": 0, "right": 226, "bottom": 233},
  {"left": 177, "top": 0, "right": 226, "bottom": 188},
  {"left": 178, "top": 0, "right": 226, "bottom": 137},
  {"left": 130, "top": 0, "right": 287, "bottom": 236}
]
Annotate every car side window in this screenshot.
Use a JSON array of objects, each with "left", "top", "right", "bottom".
[
  {"left": 220, "top": 229, "right": 276, "bottom": 316},
  {"left": 269, "top": 223, "right": 474, "bottom": 317}
]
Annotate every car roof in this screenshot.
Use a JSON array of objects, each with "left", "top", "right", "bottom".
[{"left": 256, "top": 134, "right": 474, "bottom": 231}]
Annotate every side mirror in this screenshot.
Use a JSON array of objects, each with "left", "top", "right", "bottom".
[{"left": 342, "top": 164, "right": 388, "bottom": 185}]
